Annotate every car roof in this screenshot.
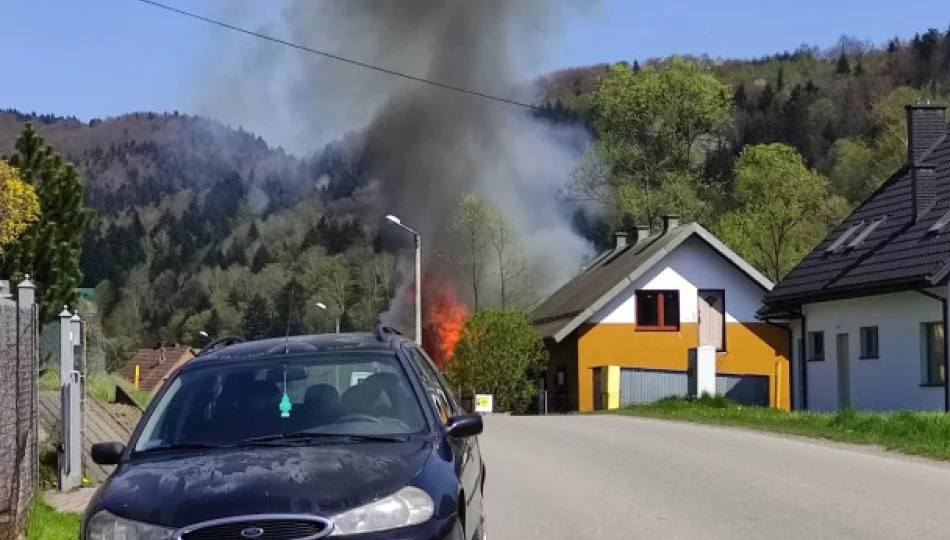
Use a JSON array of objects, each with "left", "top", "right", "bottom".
[{"left": 185, "top": 331, "right": 413, "bottom": 368}]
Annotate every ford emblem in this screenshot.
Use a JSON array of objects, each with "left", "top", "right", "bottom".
[{"left": 241, "top": 527, "right": 265, "bottom": 538}]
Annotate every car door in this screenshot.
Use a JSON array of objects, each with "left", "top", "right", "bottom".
[{"left": 405, "top": 346, "right": 483, "bottom": 537}]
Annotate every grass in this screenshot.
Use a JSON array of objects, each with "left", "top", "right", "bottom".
[
  {"left": 612, "top": 395, "right": 950, "bottom": 461},
  {"left": 40, "top": 370, "right": 151, "bottom": 408},
  {"left": 24, "top": 498, "right": 81, "bottom": 540}
]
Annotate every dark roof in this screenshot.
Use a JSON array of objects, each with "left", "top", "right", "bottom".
[
  {"left": 531, "top": 223, "right": 773, "bottom": 342},
  {"left": 187, "top": 332, "right": 404, "bottom": 366},
  {"left": 762, "top": 133, "right": 950, "bottom": 312}
]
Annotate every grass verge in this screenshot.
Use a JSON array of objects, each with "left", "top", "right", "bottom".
[
  {"left": 25, "top": 498, "right": 81, "bottom": 540},
  {"left": 40, "top": 371, "right": 150, "bottom": 408},
  {"left": 612, "top": 395, "right": 950, "bottom": 460}
]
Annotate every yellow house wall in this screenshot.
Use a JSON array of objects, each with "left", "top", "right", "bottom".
[{"left": 576, "top": 322, "right": 789, "bottom": 411}]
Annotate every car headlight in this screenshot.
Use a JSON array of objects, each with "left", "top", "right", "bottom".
[
  {"left": 329, "top": 486, "right": 435, "bottom": 536},
  {"left": 87, "top": 510, "right": 175, "bottom": 540}
]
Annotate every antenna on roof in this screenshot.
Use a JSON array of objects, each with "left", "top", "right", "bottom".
[{"left": 283, "top": 286, "right": 297, "bottom": 354}]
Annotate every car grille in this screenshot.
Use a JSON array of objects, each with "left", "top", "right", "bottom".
[{"left": 179, "top": 516, "right": 332, "bottom": 540}]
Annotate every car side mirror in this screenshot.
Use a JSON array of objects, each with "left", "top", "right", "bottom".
[
  {"left": 91, "top": 442, "right": 126, "bottom": 465},
  {"left": 446, "top": 414, "right": 483, "bottom": 438}
]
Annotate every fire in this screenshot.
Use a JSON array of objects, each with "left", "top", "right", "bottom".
[{"left": 406, "top": 272, "right": 470, "bottom": 370}]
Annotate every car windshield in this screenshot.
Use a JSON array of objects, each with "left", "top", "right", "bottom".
[{"left": 132, "top": 351, "right": 428, "bottom": 451}]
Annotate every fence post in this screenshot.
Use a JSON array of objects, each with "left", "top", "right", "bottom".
[
  {"left": 17, "top": 278, "right": 37, "bottom": 508},
  {"left": 59, "top": 306, "right": 81, "bottom": 492}
]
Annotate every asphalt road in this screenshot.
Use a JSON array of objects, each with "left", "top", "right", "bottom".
[{"left": 480, "top": 414, "right": 950, "bottom": 540}]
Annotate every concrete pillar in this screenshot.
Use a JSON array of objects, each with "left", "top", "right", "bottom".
[
  {"left": 59, "top": 307, "right": 73, "bottom": 387},
  {"left": 689, "top": 346, "right": 717, "bottom": 398},
  {"left": 16, "top": 276, "right": 35, "bottom": 308},
  {"left": 59, "top": 306, "right": 81, "bottom": 491}
]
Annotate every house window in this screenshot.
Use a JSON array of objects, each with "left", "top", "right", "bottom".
[
  {"left": 859, "top": 326, "right": 879, "bottom": 359},
  {"left": 635, "top": 290, "right": 679, "bottom": 330},
  {"left": 922, "top": 322, "right": 945, "bottom": 386},
  {"left": 808, "top": 331, "right": 824, "bottom": 361}
]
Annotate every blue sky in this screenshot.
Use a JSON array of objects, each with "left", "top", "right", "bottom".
[{"left": 3, "top": 0, "right": 949, "bottom": 123}]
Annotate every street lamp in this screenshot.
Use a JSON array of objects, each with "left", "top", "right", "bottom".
[
  {"left": 385, "top": 214, "right": 422, "bottom": 345},
  {"left": 198, "top": 331, "right": 209, "bottom": 338},
  {"left": 315, "top": 302, "right": 339, "bottom": 333}
]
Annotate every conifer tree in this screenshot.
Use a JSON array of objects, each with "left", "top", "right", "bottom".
[{"left": 0, "top": 123, "right": 89, "bottom": 323}]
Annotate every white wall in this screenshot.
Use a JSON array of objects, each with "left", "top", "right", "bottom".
[
  {"left": 791, "top": 290, "right": 945, "bottom": 412},
  {"left": 591, "top": 235, "right": 768, "bottom": 325}
]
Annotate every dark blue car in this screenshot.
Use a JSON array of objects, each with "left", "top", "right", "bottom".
[{"left": 82, "top": 325, "right": 487, "bottom": 540}]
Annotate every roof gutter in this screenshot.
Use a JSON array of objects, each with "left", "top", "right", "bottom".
[{"left": 915, "top": 288, "right": 949, "bottom": 412}]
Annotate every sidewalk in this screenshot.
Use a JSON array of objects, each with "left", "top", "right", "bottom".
[{"left": 44, "top": 488, "right": 96, "bottom": 514}]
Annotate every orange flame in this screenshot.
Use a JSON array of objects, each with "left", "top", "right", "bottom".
[
  {"left": 406, "top": 272, "right": 470, "bottom": 370},
  {"left": 424, "top": 285, "right": 469, "bottom": 369}
]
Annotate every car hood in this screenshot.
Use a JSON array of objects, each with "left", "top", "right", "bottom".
[{"left": 98, "top": 440, "right": 434, "bottom": 529}]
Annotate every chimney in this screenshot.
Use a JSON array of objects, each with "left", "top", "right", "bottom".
[
  {"left": 912, "top": 166, "right": 938, "bottom": 222},
  {"left": 614, "top": 231, "right": 628, "bottom": 250},
  {"left": 906, "top": 102, "right": 947, "bottom": 165},
  {"left": 662, "top": 215, "right": 679, "bottom": 234},
  {"left": 906, "top": 102, "right": 947, "bottom": 221},
  {"left": 635, "top": 225, "right": 650, "bottom": 243}
]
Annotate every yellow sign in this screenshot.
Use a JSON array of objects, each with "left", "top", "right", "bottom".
[{"left": 474, "top": 394, "right": 493, "bottom": 413}]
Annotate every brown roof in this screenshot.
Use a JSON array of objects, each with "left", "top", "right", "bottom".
[{"left": 119, "top": 347, "right": 195, "bottom": 392}]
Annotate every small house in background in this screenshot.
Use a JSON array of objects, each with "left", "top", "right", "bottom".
[
  {"left": 531, "top": 216, "right": 790, "bottom": 412},
  {"left": 760, "top": 103, "right": 950, "bottom": 413},
  {"left": 119, "top": 345, "right": 195, "bottom": 395}
]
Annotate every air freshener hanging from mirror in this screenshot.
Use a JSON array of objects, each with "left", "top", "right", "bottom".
[{"left": 280, "top": 366, "right": 292, "bottom": 418}]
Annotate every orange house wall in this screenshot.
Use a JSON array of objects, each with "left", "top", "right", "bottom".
[{"left": 576, "top": 322, "right": 790, "bottom": 412}]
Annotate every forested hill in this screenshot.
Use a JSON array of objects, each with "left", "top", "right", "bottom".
[{"left": 2, "top": 27, "right": 948, "bottom": 370}]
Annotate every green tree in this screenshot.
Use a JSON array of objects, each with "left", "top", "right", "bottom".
[
  {"left": 242, "top": 293, "right": 272, "bottom": 340},
  {"left": 445, "top": 308, "right": 547, "bottom": 414},
  {"left": 570, "top": 57, "right": 731, "bottom": 228},
  {"left": 836, "top": 53, "right": 851, "bottom": 74},
  {"left": 0, "top": 123, "right": 89, "bottom": 323},
  {"left": 717, "top": 144, "right": 829, "bottom": 282},
  {"left": 251, "top": 245, "right": 273, "bottom": 273},
  {"left": 451, "top": 194, "right": 492, "bottom": 310}
]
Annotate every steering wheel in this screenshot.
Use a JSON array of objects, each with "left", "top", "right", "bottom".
[{"left": 333, "top": 414, "right": 383, "bottom": 424}]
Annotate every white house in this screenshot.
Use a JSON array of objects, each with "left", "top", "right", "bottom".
[{"left": 760, "top": 103, "right": 950, "bottom": 412}]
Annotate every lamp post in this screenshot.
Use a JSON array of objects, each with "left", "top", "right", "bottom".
[
  {"left": 385, "top": 214, "right": 422, "bottom": 345},
  {"left": 315, "top": 302, "right": 339, "bottom": 333}
]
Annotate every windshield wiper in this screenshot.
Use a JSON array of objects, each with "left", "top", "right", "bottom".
[
  {"left": 240, "top": 431, "right": 409, "bottom": 444},
  {"left": 133, "top": 442, "right": 229, "bottom": 455}
]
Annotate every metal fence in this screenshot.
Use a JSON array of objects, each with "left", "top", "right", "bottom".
[{"left": 0, "top": 280, "right": 38, "bottom": 540}]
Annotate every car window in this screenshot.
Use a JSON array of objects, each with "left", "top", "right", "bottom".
[
  {"left": 133, "top": 352, "right": 428, "bottom": 451},
  {"left": 407, "top": 347, "right": 461, "bottom": 422}
]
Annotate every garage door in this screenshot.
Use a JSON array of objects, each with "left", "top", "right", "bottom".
[
  {"left": 620, "top": 368, "right": 771, "bottom": 407},
  {"left": 716, "top": 374, "right": 770, "bottom": 407},
  {"left": 620, "top": 368, "right": 688, "bottom": 406}
]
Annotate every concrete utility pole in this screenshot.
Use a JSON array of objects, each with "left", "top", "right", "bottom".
[{"left": 385, "top": 214, "right": 422, "bottom": 345}]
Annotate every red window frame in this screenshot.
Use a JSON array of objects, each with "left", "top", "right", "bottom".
[{"left": 635, "top": 290, "right": 680, "bottom": 332}]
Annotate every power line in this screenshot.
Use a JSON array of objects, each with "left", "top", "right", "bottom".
[{"left": 133, "top": 0, "right": 543, "bottom": 111}]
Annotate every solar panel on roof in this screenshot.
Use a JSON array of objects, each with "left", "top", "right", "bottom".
[
  {"left": 825, "top": 220, "right": 864, "bottom": 253},
  {"left": 846, "top": 216, "right": 886, "bottom": 249}
]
